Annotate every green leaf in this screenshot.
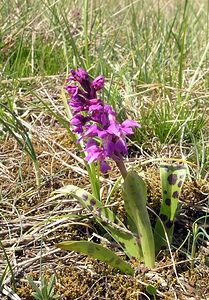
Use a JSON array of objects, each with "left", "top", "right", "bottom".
[
  {"left": 0, "top": 266, "right": 8, "bottom": 288},
  {"left": 123, "top": 171, "right": 155, "bottom": 268},
  {"left": 47, "top": 274, "right": 56, "bottom": 296},
  {"left": 57, "top": 241, "right": 134, "bottom": 275},
  {"left": 146, "top": 284, "right": 157, "bottom": 296},
  {"left": 154, "top": 164, "right": 187, "bottom": 252},
  {"left": 27, "top": 277, "right": 40, "bottom": 294},
  {"left": 52, "top": 185, "right": 142, "bottom": 260},
  {"left": 0, "top": 240, "right": 16, "bottom": 291}
]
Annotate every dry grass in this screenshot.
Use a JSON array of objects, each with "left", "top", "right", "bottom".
[
  {"left": 0, "top": 0, "right": 209, "bottom": 299},
  {"left": 0, "top": 85, "right": 208, "bottom": 298}
]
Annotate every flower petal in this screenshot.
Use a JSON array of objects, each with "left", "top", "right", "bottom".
[
  {"left": 100, "top": 161, "right": 111, "bottom": 173},
  {"left": 122, "top": 119, "right": 141, "bottom": 128}
]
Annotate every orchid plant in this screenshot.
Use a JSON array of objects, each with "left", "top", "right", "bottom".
[{"left": 55, "top": 68, "right": 187, "bottom": 275}]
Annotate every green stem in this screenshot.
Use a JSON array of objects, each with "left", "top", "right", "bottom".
[
  {"left": 190, "top": 224, "right": 198, "bottom": 270},
  {"left": 87, "top": 163, "right": 100, "bottom": 201},
  {"left": 115, "top": 159, "right": 127, "bottom": 179},
  {"left": 84, "top": 0, "right": 90, "bottom": 68},
  {"left": 33, "top": 160, "right": 41, "bottom": 187}
]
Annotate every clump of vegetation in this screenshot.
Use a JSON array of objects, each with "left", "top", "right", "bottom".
[{"left": 0, "top": 0, "right": 208, "bottom": 299}]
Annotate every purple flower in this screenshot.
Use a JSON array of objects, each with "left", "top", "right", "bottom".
[
  {"left": 70, "top": 114, "right": 89, "bottom": 133},
  {"left": 91, "top": 75, "right": 105, "bottom": 91},
  {"left": 69, "top": 68, "right": 89, "bottom": 83},
  {"left": 114, "top": 138, "right": 128, "bottom": 156},
  {"left": 85, "top": 145, "right": 104, "bottom": 163},
  {"left": 66, "top": 68, "right": 140, "bottom": 176},
  {"left": 65, "top": 85, "right": 79, "bottom": 96},
  {"left": 100, "top": 161, "right": 111, "bottom": 173},
  {"left": 107, "top": 119, "right": 140, "bottom": 137},
  {"left": 83, "top": 124, "right": 99, "bottom": 138},
  {"left": 87, "top": 98, "right": 102, "bottom": 105},
  {"left": 83, "top": 139, "right": 111, "bottom": 173},
  {"left": 121, "top": 120, "right": 141, "bottom": 134},
  {"left": 68, "top": 96, "right": 85, "bottom": 114}
]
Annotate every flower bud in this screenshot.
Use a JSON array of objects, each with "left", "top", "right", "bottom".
[{"left": 91, "top": 75, "right": 105, "bottom": 91}]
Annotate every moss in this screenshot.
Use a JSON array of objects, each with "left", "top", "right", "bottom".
[{"left": 16, "top": 261, "right": 145, "bottom": 300}]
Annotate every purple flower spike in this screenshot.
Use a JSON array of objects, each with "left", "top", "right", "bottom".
[
  {"left": 66, "top": 68, "right": 140, "bottom": 176},
  {"left": 70, "top": 68, "right": 89, "bottom": 82},
  {"left": 91, "top": 75, "right": 105, "bottom": 91}
]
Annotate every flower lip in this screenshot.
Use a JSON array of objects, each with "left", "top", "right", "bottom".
[
  {"left": 89, "top": 104, "right": 104, "bottom": 112},
  {"left": 122, "top": 119, "right": 141, "bottom": 128}
]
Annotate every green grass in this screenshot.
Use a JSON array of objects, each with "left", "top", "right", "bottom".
[
  {"left": 0, "top": 0, "right": 208, "bottom": 170},
  {"left": 0, "top": 2, "right": 208, "bottom": 297}
]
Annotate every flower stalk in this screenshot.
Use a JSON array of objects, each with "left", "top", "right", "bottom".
[{"left": 66, "top": 68, "right": 156, "bottom": 269}]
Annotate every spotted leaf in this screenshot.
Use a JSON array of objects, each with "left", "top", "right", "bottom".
[
  {"left": 57, "top": 241, "right": 134, "bottom": 275},
  {"left": 154, "top": 164, "right": 187, "bottom": 252},
  {"left": 52, "top": 185, "right": 142, "bottom": 260}
]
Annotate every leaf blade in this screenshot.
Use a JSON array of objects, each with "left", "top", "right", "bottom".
[
  {"left": 57, "top": 241, "right": 134, "bottom": 276},
  {"left": 154, "top": 164, "right": 187, "bottom": 252},
  {"left": 123, "top": 171, "right": 155, "bottom": 268},
  {"left": 53, "top": 185, "right": 142, "bottom": 259}
]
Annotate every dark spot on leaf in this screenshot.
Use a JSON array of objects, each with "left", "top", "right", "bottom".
[
  {"left": 87, "top": 205, "right": 93, "bottom": 211},
  {"left": 178, "top": 181, "right": 183, "bottom": 187},
  {"left": 172, "top": 191, "right": 179, "bottom": 198},
  {"left": 167, "top": 174, "right": 178, "bottom": 185},
  {"left": 165, "top": 198, "right": 171, "bottom": 206},
  {"left": 163, "top": 190, "right": 167, "bottom": 194},
  {"left": 159, "top": 214, "right": 168, "bottom": 221},
  {"left": 180, "top": 174, "right": 185, "bottom": 179},
  {"left": 82, "top": 193, "right": 88, "bottom": 201},
  {"left": 166, "top": 220, "right": 173, "bottom": 228},
  {"left": 90, "top": 199, "right": 96, "bottom": 206}
]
